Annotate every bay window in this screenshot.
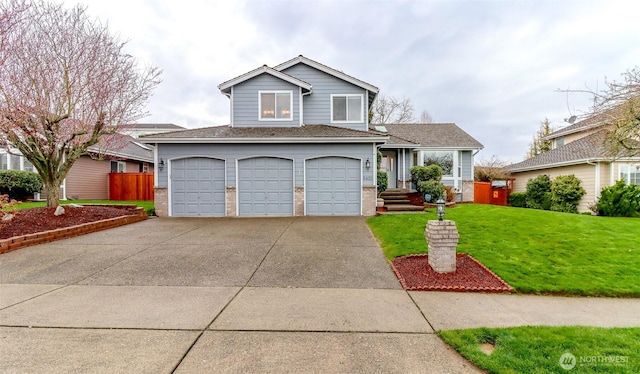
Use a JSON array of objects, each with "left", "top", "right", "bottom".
[{"left": 619, "top": 164, "right": 640, "bottom": 185}]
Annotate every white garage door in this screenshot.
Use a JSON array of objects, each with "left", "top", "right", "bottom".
[
  {"left": 171, "top": 157, "right": 225, "bottom": 216},
  {"left": 237, "top": 157, "right": 294, "bottom": 216},
  {"left": 306, "top": 157, "right": 361, "bottom": 216}
]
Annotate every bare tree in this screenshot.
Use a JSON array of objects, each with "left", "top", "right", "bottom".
[
  {"left": 0, "top": 0, "right": 161, "bottom": 207},
  {"left": 419, "top": 110, "right": 433, "bottom": 123},
  {"left": 563, "top": 67, "right": 640, "bottom": 156},
  {"left": 525, "top": 117, "right": 553, "bottom": 159},
  {"left": 370, "top": 94, "right": 415, "bottom": 124},
  {"left": 474, "top": 155, "right": 511, "bottom": 182}
]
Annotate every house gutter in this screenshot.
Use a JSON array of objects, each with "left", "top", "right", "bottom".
[{"left": 141, "top": 136, "right": 390, "bottom": 144}]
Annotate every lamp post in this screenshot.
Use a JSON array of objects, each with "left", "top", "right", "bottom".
[{"left": 436, "top": 198, "right": 445, "bottom": 221}]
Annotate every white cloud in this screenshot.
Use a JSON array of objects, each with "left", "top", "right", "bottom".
[{"left": 61, "top": 0, "right": 640, "bottom": 162}]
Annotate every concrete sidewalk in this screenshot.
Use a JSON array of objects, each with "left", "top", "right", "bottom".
[{"left": 1, "top": 217, "right": 639, "bottom": 373}]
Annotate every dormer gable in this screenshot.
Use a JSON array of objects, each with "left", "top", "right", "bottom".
[
  {"left": 274, "top": 55, "right": 379, "bottom": 108},
  {"left": 218, "top": 65, "right": 312, "bottom": 95}
]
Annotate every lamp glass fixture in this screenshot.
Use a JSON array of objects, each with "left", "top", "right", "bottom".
[{"left": 436, "top": 198, "right": 445, "bottom": 221}]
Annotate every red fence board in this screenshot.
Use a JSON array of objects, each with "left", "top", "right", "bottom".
[{"left": 109, "top": 173, "right": 154, "bottom": 201}]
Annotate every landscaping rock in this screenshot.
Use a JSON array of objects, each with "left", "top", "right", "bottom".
[
  {"left": 54, "top": 206, "right": 65, "bottom": 216},
  {"left": 2, "top": 213, "right": 14, "bottom": 222}
]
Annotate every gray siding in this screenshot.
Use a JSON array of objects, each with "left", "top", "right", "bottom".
[
  {"left": 282, "top": 64, "right": 368, "bottom": 131},
  {"left": 232, "top": 73, "right": 301, "bottom": 127},
  {"left": 460, "top": 150, "right": 473, "bottom": 179},
  {"left": 157, "top": 143, "right": 376, "bottom": 188}
]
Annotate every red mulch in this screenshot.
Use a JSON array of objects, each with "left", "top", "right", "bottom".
[
  {"left": 0, "top": 205, "right": 138, "bottom": 240},
  {"left": 391, "top": 254, "right": 514, "bottom": 292}
]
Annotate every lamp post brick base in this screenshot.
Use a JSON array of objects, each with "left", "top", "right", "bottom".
[{"left": 425, "top": 220, "right": 459, "bottom": 273}]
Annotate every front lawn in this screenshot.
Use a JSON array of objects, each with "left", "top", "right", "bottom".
[
  {"left": 14, "top": 200, "right": 154, "bottom": 214},
  {"left": 367, "top": 204, "right": 640, "bottom": 296},
  {"left": 438, "top": 326, "right": 640, "bottom": 373}
]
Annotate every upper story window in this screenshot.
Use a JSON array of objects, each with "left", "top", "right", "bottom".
[
  {"left": 555, "top": 137, "right": 565, "bottom": 148},
  {"left": 331, "top": 94, "right": 363, "bottom": 123},
  {"left": 259, "top": 91, "right": 292, "bottom": 121}
]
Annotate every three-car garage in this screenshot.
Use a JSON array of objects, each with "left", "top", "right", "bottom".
[{"left": 168, "top": 155, "right": 362, "bottom": 217}]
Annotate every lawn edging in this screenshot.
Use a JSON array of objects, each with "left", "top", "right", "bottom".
[{"left": 0, "top": 207, "right": 147, "bottom": 254}]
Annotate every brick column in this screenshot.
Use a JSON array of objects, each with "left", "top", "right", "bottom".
[
  {"left": 154, "top": 187, "right": 168, "bottom": 217},
  {"left": 295, "top": 186, "right": 304, "bottom": 216},
  {"left": 425, "top": 220, "right": 459, "bottom": 273},
  {"left": 226, "top": 186, "right": 236, "bottom": 217}
]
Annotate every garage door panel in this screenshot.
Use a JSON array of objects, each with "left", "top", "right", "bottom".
[
  {"left": 306, "top": 157, "right": 361, "bottom": 216},
  {"left": 171, "top": 157, "right": 225, "bottom": 217},
  {"left": 238, "top": 157, "right": 293, "bottom": 216}
]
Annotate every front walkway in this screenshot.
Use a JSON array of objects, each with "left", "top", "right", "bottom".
[{"left": 1, "top": 217, "right": 638, "bottom": 373}]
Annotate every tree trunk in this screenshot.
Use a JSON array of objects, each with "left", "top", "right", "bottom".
[{"left": 44, "top": 180, "right": 61, "bottom": 208}]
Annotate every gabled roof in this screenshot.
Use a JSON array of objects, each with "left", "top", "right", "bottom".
[
  {"left": 379, "top": 123, "right": 484, "bottom": 149},
  {"left": 128, "top": 123, "right": 185, "bottom": 130},
  {"left": 141, "top": 124, "right": 388, "bottom": 144},
  {"left": 506, "top": 130, "right": 639, "bottom": 172},
  {"left": 89, "top": 134, "right": 153, "bottom": 162},
  {"left": 218, "top": 65, "right": 312, "bottom": 95},
  {"left": 274, "top": 55, "right": 379, "bottom": 106},
  {"left": 543, "top": 112, "right": 609, "bottom": 141}
]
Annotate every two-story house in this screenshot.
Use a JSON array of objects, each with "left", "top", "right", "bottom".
[
  {"left": 144, "top": 56, "right": 387, "bottom": 217},
  {"left": 143, "top": 55, "right": 483, "bottom": 217},
  {"left": 507, "top": 111, "right": 640, "bottom": 212}
]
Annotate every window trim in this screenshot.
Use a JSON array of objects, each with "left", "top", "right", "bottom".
[
  {"left": 330, "top": 94, "right": 363, "bottom": 123},
  {"left": 258, "top": 90, "right": 293, "bottom": 121},
  {"left": 111, "top": 161, "right": 126, "bottom": 173},
  {"left": 619, "top": 163, "right": 640, "bottom": 185}
]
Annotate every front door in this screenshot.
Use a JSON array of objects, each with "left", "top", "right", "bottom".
[{"left": 380, "top": 151, "right": 397, "bottom": 188}]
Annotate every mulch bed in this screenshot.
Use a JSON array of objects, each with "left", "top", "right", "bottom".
[
  {"left": 0, "top": 205, "right": 139, "bottom": 240},
  {"left": 391, "top": 253, "right": 514, "bottom": 292}
]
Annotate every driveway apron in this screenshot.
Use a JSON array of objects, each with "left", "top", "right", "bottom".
[{"left": 0, "top": 216, "right": 480, "bottom": 373}]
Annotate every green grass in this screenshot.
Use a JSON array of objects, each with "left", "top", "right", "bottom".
[
  {"left": 367, "top": 204, "right": 640, "bottom": 296},
  {"left": 438, "top": 326, "right": 640, "bottom": 373},
  {"left": 13, "top": 200, "right": 154, "bottom": 214}
]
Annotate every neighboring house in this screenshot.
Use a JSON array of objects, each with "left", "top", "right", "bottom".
[
  {"left": 143, "top": 55, "right": 483, "bottom": 217},
  {"left": 0, "top": 134, "right": 154, "bottom": 200},
  {"left": 121, "top": 123, "right": 185, "bottom": 138},
  {"left": 507, "top": 112, "right": 640, "bottom": 212},
  {"left": 375, "top": 123, "right": 483, "bottom": 202}
]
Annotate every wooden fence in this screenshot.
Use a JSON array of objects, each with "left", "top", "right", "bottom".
[
  {"left": 109, "top": 173, "right": 154, "bottom": 201},
  {"left": 474, "top": 180, "right": 513, "bottom": 206}
]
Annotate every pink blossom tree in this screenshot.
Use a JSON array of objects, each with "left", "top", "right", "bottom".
[{"left": 0, "top": 0, "right": 161, "bottom": 207}]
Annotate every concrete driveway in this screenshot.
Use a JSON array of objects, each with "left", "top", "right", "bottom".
[{"left": 0, "top": 216, "right": 480, "bottom": 373}]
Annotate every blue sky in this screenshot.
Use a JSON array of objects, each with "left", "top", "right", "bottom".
[{"left": 65, "top": 0, "right": 640, "bottom": 162}]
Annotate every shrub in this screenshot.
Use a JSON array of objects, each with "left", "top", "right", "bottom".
[
  {"left": 0, "top": 170, "right": 43, "bottom": 201},
  {"left": 508, "top": 192, "right": 527, "bottom": 208},
  {"left": 417, "top": 180, "right": 445, "bottom": 202},
  {"left": 550, "top": 174, "right": 586, "bottom": 213},
  {"left": 525, "top": 175, "right": 552, "bottom": 210},
  {"left": 596, "top": 180, "right": 640, "bottom": 217},
  {"left": 377, "top": 171, "right": 388, "bottom": 195},
  {"left": 410, "top": 165, "right": 443, "bottom": 186},
  {"left": 444, "top": 186, "right": 458, "bottom": 202}
]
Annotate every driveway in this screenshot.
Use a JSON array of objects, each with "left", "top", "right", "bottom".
[{"left": 0, "top": 216, "right": 480, "bottom": 373}]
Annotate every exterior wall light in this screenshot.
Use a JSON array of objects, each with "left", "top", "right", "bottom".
[
  {"left": 365, "top": 158, "right": 371, "bottom": 170},
  {"left": 436, "top": 198, "right": 445, "bottom": 221}
]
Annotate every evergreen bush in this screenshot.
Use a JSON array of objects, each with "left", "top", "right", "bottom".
[
  {"left": 0, "top": 170, "right": 43, "bottom": 201},
  {"left": 550, "top": 174, "right": 586, "bottom": 213},
  {"left": 596, "top": 180, "right": 640, "bottom": 217},
  {"left": 508, "top": 192, "right": 527, "bottom": 208},
  {"left": 525, "top": 174, "right": 552, "bottom": 210}
]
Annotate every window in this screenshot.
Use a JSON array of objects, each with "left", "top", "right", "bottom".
[
  {"left": 23, "top": 158, "right": 35, "bottom": 172},
  {"left": 110, "top": 161, "right": 125, "bottom": 173},
  {"left": 423, "top": 151, "right": 454, "bottom": 177},
  {"left": 10, "top": 154, "right": 20, "bottom": 170},
  {"left": 0, "top": 154, "right": 6, "bottom": 170},
  {"left": 259, "top": 91, "right": 292, "bottom": 120},
  {"left": 619, "top": 164, "right": 640, "bottom": 185},
  {"left": 331, "top": 94, "right": 362, "bottom": 122},
  {"left": 555, "top": 137, "right": 565, "bottom": 148}
]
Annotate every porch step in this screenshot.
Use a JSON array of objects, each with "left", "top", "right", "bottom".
[
  {"left": 384, "top": 199, "right": 411, "bottom": 205},
  {"left": 385, "top": 204, "right": 425, "bottom": 212}
]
